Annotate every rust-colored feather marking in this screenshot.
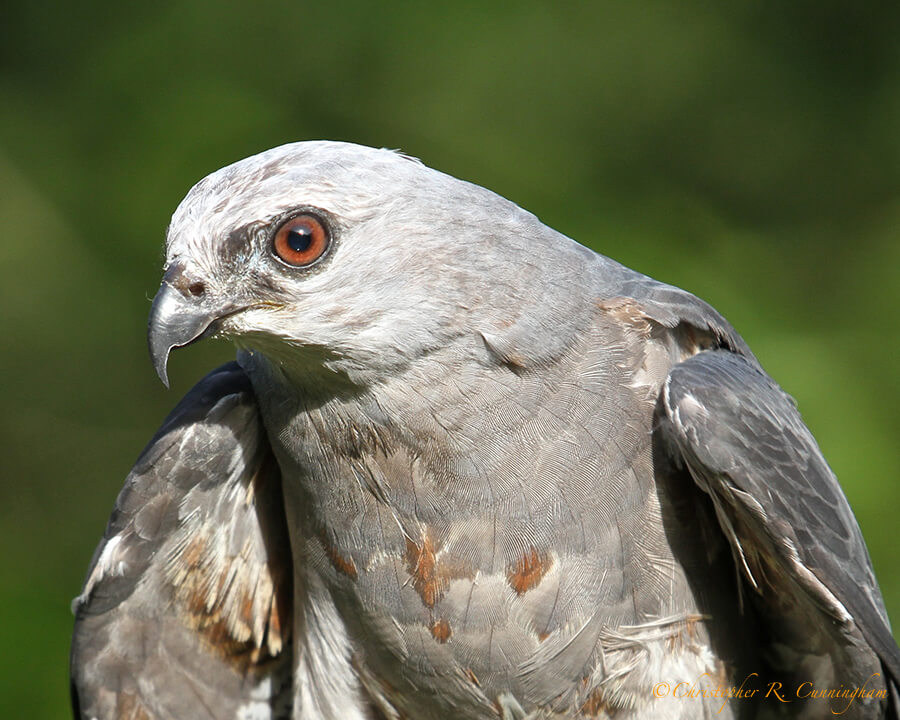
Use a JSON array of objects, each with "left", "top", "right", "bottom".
[
  {"left": 507, "top": 547, "right": 552, "bottom": 595},
  {"left": 405, "top": 533, "right": 442, "bottom": 607},
  {"left": 165, "top": 454, "right": 292, "bottom": 669},
  {"left": 596, "top": 296, "right": 652, "bottom": 335},
  {"left": 404, "top": 529, "right": 473, "bottom": 608},
  {"left": 581, "top": 688, "right": 612, "bottom": 717},
  {"left": 321, "top": 534, "right": 359, "bottom": 580},
  {"left": 117, "top": 691, "right": 152, "bottom": 720},
  {"left": 180, "top": 561, "right": 259, "bottom": 662},
  {"left": 431, "top": 618, "right": 452, "bottom": 643},
  {"left": 181, "top": 535, "right": 206, "bottom": 568},
  {"left": 664, "top": 614, "right": 706, "bottom": 653}
]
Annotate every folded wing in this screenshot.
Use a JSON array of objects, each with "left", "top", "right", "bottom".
[
  {"left": 71, "top": 363, "right": 293, "bottom": 720},
  {"left": 658, "top": 349, "right": 900, "bottom": 718}
]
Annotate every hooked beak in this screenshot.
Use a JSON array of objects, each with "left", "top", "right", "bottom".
[{"left": 147, "top": 276, "right": 237, "bottom": 387}]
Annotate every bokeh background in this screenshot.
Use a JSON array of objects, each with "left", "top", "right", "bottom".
[{"left": 2, "top": 2, "right": 898, "bottom": 716}]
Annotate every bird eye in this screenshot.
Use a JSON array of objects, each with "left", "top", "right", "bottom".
[{"left": 272, "top": 213, "right": 330, "bottom": 267}]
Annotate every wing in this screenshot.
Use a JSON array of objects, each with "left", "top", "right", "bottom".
[
  {"left": 71, "top": 362, "right": 293, "bottom": 720},
  {"left": 657, "top": 349, "right": 900, "bottom": 717}
]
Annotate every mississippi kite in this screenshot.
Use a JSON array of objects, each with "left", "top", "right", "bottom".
[{"left": 72, "top": 141, "right": 900, "bottom": 719}]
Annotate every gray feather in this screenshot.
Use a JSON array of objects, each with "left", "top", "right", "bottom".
[
  {"left": 659, "top": 349, "right": 899, "bottom": 718},
  {"left": 71, "top": 363, "right": 293, "bottom": 720}
]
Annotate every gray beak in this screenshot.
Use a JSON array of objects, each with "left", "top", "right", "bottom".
[{"left": 147, "top": 280, "right": 226, "bottom": 388}]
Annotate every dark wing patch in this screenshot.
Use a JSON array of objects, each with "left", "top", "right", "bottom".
[
  {"left": 658, "top": 350, "right": 900, "bottom": 716},
  {"left": 71, "top": 362, "right": 292, "bottom": 720}
]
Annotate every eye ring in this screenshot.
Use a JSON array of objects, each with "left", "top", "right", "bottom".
[{"left": 272, "top": 213, "right": 331, "bottom": 267}]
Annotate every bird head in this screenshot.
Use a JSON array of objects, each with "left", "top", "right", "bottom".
[{"left": 148, "top": 141, "right": 593, "bottom": 389}]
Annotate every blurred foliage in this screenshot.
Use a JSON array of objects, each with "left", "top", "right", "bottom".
[{"left": 1, "top": 1, "right": 898, "bottom": 717}]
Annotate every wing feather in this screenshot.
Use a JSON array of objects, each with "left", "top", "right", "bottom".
[
  {"left": 659, "top": 349, "right": 899, "bottom": 717},
  {"left": 71, "top": 362, "right": 293, "bottom": 720}
]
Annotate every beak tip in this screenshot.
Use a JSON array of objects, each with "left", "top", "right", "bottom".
[
  {"left": 148, "top": 334, "right": 172, "bottom": 388},
  {"left": 155, "top": 360, "right": 171, "bottom": 389}
]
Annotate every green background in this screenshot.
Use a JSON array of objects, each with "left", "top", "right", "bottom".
[{"left": 2, "top": 2, "right": 898, "bottom": 716}]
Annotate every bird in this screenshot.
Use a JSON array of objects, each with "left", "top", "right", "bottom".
[{"left": 71, "top": 141, "right": 900, "bottom": 720}]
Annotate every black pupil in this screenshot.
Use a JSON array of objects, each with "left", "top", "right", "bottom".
[{"left": 287, "top": 226, "right": 313, "bottom": 253}]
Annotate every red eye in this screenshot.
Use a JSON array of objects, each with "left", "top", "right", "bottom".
[{"left": 272, "top": 214, "right": 330, "bottom": 267}]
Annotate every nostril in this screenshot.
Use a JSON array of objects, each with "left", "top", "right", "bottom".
[{"left": 163, "top": 262, "right": 207, "bottom": 298}]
